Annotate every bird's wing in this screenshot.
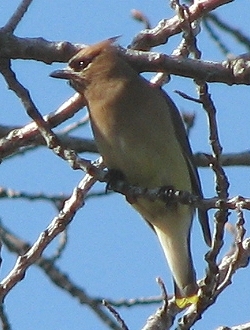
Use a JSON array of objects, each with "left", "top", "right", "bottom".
[{"left": 160, "top": 88, "right": 212, "bottom": 247}]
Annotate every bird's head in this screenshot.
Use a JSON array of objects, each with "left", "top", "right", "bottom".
[{"left": 50, "top": 37, "right": 120, "bottom": 92}]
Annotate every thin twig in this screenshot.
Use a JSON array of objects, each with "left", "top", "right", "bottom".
[
  {"left": 0, "top": 187, "right": 67, "bottom": 205},
  {"left": 156, "top": 277, "right": 168, "bottom": 313},
  {"left": 0, "top": 304, "right": 11, "bottom": 330},
  {"left": 58, "top": 113, "right": 90, "bottom": 134},
  {"left": 130, "top": 0, "right": 233, "bottom": 50},
  {"left": 49, "top": 230, "right": 68, "bottom": 262},
  {"left": 2, "top": 0, "right": 34, "bottom": 33},
  {"left": 206, "top": 12, "right": 250, "bottom": 51},
  {"left": 203, "top": 18, "right": 230, "bottom": 56},
  {"left": 215, "top": 322, "right": 250, "bottom": 330},
  {"left": 0, "top": 92, "right": 87, "bottom": 159},
  {"left": 103, "top": 300, "right": 128, "bottom": 330},
  {"left": 188, "top": 83, "right": 230, "bottom": 328},
  {"left": 0, "top": 223, "right": 122, "bottom": 330},
  {"left": 0, "top": 61, "right": 100, "bottom": 178},
  {"left": 131, "top": 9, "right": 151, "bottom": 29},
  {"left": 0, "top": 171, "right": 99, "bottom": 301},
  {"left": 175, "top": 89, "right": 202, "bottom": 103}
]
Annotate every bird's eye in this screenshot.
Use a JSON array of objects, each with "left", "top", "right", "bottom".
[{"left": 69, "top": 57, "right": 91, "bottom": 71}]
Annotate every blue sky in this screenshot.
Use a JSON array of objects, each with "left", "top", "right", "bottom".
[{"left": 1, "top": 1, "right": 250, "bottom": 329}]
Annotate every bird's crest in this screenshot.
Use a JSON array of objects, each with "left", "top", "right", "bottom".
[{"left": 69, "top": 36, "right": 120, "bottom": 71}]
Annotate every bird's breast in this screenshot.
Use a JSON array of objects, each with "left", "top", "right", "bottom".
[{"left": 86, "top": 75, "right": 192, "bottom": 192}]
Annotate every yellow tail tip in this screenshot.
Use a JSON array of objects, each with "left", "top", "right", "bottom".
[{"left": 175, "top": 294, "right": 199, "bottom": 308}]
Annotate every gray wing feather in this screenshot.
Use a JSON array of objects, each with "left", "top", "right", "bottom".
[{"left": 161, "top": 89, "right": 211, "bottom": 247}]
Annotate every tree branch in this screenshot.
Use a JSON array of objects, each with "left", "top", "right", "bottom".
[
  {"left": 130, "top": 0, "right": 233, "bottom": 50},
  {"left": 0, "top": 222, "right": 122, "bottom": 330},
  {"left": 2, "top": 0, "right": 34, "bottom": 34}
]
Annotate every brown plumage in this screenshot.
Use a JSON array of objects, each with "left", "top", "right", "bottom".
[{"left": 50, "top": 38, "right": 211, "bottom": 307}]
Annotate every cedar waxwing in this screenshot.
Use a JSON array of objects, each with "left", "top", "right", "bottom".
[{"left": 50, "top": 38, "right": 211, "bottom": 308}]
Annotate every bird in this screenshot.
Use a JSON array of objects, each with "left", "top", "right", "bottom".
[{"left": 50, "top": 38, "right": 211, "bottom": 308}]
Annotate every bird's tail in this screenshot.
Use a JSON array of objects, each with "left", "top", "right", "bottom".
[
  {"left": 174, "top": 280, "right": 199, "bottom": 308},
  {"left": 153, "top": 225, "right": 199, "bottom": 308}
]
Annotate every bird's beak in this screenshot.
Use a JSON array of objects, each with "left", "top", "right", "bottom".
[{"left": 50, "top": 68, "right": 78, "bottom": 80}]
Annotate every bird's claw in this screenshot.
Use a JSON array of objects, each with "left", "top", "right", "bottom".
[{"left": 104, "top": 169, "right": 138, "bottom": 204}]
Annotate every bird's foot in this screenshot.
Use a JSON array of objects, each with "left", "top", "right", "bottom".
[
  {"left": 105, "top": 169, "right": 126, "bottom": 193},
  {"left": 104, "top": 169, "right": 138, "bottom": 204},
  {"left": 158, "top": 185, "right": 177, "bottom": 205}
]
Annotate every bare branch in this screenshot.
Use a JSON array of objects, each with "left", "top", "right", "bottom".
[
  {"left": 0, "top": 92, "right": 87, "bottom": 159},
  {"left": 197, "top": 83, "right": 230, "bottom": 197},
  {"left": 2, "top": 32, "right": 250, "bottom": 85},
  {"left": 58, "top": 113, "right": 90, "bottom": 134},
  {"left": 0, "top": 223, "right": 122, "bottom": 330},
  {"left": 215, "top": 322, "right": 250, "bottom": 330},
  {"left": 203, "top": 18, "right": 230, "bottom": 56},
  {"left": 126, "top": 49, "right": 250, "bottom": 85},
  {"left": 206, "top": 12, "right": 250, "bottom": 51},
  {"left": 1, "top": 121, "right": 250, "bottom": 167},
  {"left": 175, "top": 237, "right": 250, "bottom": 330},
  {"left": 0, "top": 171, "right": 98, "bottom": 301},
  {"left": 131, "top": 9, "right": 151, "bottom": 29},
  {"left": 0, "top": 186, "right": 67, "bottom": 205},
  {"left": 0, "top": 31, "right": 81, "bottom": 64},
  {"left": 194, "top": 151, "right": 250, "bottom": 167},
  {"left": 103, "top": 301, "right": 128, "bottom": 330},
  {"left": 2, "top": 0, "right": 34, "bottom": 33},
  {"left": 140, "top": 234, "right": 250, "bottom": 330},
  {"left": 0, "top": 1, "right": 249, "bottom": 329},
  {"left": 194, "top": 83, "right": 230, "bottom": 325},
  {"left": 130, "top": 0, "right": 233, "bottom": 50},
  {"left": 0, "top": 303, "right": 11, "bottom": 330}
]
